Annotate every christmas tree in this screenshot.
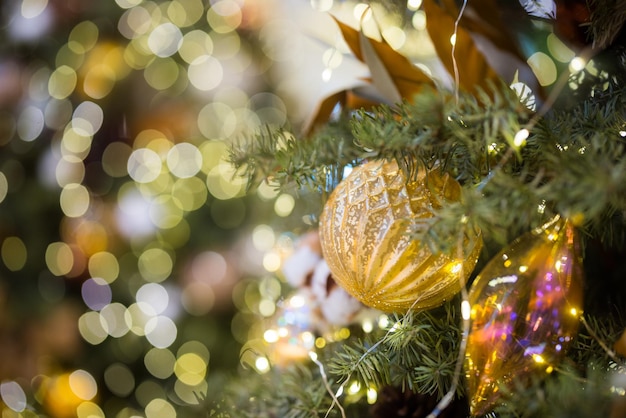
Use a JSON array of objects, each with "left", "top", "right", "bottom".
[{"left": 224, "top": 0, "right": 626, "bottom": 417}]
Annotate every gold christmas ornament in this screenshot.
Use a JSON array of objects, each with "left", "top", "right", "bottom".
[
  {"left": 465, "top": 216, "right": 584, "bottom": 416},
  {"left": 318, "top": 159, "right": 482, "bottom": 313}
]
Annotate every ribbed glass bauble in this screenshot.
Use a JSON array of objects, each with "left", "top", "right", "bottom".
[{"left": 319, "top": 159, "right": 482, "bottom": 313}]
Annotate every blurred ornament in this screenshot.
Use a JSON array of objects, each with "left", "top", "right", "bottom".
[
  {"left": 319, "top": 159, "right": 482, "bottom": 313},
  {"left": 266, "top": 291, "right": 318, "bottom": 367},
  {"left": 310, "top": 259, "right": 363, "bottom": 327},
  {"left": 281, "top": 230, "right": 364, "bottom": 329},
  {"left": 465, "top": 216, "right": 584, "bottom": 416}
]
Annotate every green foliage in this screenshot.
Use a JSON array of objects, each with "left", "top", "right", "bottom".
[
  {"left": 327, "top": 300, "right": 463, "bottom": 398},
  {"left": 227, "top": 3, "right": 626, "bottom": 417},
  {"left": 213, "top": 364, "right": 340, "bottom": 418}
]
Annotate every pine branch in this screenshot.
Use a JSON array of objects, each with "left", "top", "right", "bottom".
[
  {"left": 327, "top": 300, "right": 464, "bottom": 399},
  {"left": 213, "top": 363, "right": 345, "bottom": 418}
]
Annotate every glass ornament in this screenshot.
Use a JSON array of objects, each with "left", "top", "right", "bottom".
[
  {"left": 266, "top": 291, "right": 318, "bottom": 367},
  {"left": 319, "top": 159, "right": 482, "bottom": 313},
  {"left": 465, "top": 216, "right": 584, "bottom": 416}
]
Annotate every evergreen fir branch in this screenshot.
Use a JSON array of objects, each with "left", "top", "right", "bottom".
[
  {"left": 229, "top": 120, "right": 363, "bottom": 195},
  {"left": 327, "top": 300, "right": 463, "bottom": 399},
  {"left": 213, "top": 363, "right": 347, "bottom": 418},
  {"left": 326, "top": 338, "right": 393, "bottom": 389},
  {"left": 588, "top": 0, "right": 626, "bottom": 49}
]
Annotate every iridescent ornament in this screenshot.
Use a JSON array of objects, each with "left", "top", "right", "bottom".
[
  {"left": 319, "top": 159, "right": 482, "bottom": 313},
  {"left": 465, "top": 216, "right": 584, "bottom": 416}
]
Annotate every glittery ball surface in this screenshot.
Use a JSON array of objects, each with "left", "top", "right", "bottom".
[{"left": 319, "top": 159, "right": 482, "bottom": 313}]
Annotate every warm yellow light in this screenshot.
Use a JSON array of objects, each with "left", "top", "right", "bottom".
[
  {"left": 569, "top": 56, "right": 586, "bottom": 73},
  {"left": 348, "top": 381, "right": 361, "bottom": 395},
  {"left": 514, "top": 129, "right": 529, "bottom": 147},
  {"left": 367, "top": 387, "right": 378, "bottom": 404},
  {"left": 461, "top": 300, "right": 471, "bottom": 320},
  {"left": 255, "top": 356, "right": 270, "bottom": 373}
]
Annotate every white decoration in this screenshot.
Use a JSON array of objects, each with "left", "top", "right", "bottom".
[
  {"left": 281, "top": 246, "right": 321, "bottom": 287},
  {"left": 519, "top": 0, "right": 556, "bottom": 19},
  {"left": 311, "top": 260, "right": 362, "bottom": 326}
]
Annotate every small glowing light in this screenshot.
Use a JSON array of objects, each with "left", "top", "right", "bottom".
[
  {"left": 545, "top": 366, "right": 554, "bottom": 374},
  {"left": 519, "top": 265, "right": 528, "bottom": 273},
  {"left": 148, "top": 23, "right": 183, "bottom": 57},
  {"left": 144, "top": 348, "right": 176, "bottom": 379},
  {"left": 527, "top": 52, "right": 557, "bottom": 86},
  {"left": 81, "top": 277, "right": 112, "bottom": 311},
  {"left": 21, "top": 0, "right": 48, "bottom": 19},
  {"left": 362, "top": 319, "right": 374, "bottom": 333},
  {"left": 569, "top": 56, "right": 586, "bottom": 73},
  {"left": 570, "top": 308, "right": 579, "bottom": 317},
  {"left": 532, "top": 354, "right": 545, "bottom": 364},
  {"left": 461, "top": 300, "right": 471, "bottom": 320},
  {"left": 258, "top": 299, "right": 276, "bottom": 317},
  {"left": 0, "top": 381, "right": 27, "bottom": 412},
  {"left": 337, "top": 327, "right": 350, "bottom": 340},
  {"left": 2, "top": 237, "right": 27, "bottom": 272},
  {"left": 514, "top": 128, "right": 529, "bottom": 147},
  {"left": 555, "top": 260, "right": 562, "bottom": 272},
  {"left": 382, "top": 26, "right": 406, "bottom": 50},
  {"left": 449, "top": 34, "right": 456, "bottom": 46},
  {"left": 322, "top": 68, "right": 332, "bottom": 82},
  {"left": 407, "top": 0, "right": 423, "bottom": 10},
  {"left": 289, "top": 294, "right": 306, "bottom": 308},
  {"left": 17, "top": 105, "right": 44, "bottom": 142},
  {"left": 46, "top": 241, "right": 74, "bottom": 276},
  {"left": 301, "top": 331, "right": 314, "bottom": 344},
  {"left": 611, "top": 386, "right": 626, "bottom": 396},
  {"left": 188, "top": 55, "right": 223, "bottom": 91},
  {"left": 348, "top": 381, "right": 361, "bottom": 395},
  {"left": 136, "top": 283, "right": 169, "bottom": 315},
  {"left": 264, "top": 329, "right": 279, "bottom": 343},
  {"left": 255, "top": 356, "right": 270, "bottom": 372},
  {"left": 412, "top": 11, "right": 426, "bottom": 31},
  {"left": 378, "top": 315, "right": 390, "bottom": 329},
  {"left": 537, "top": 201, "right": 546, "bottom": 214},
  {"left": 262, "top": 252, "right": 281, "bottom": 272},
  {"left": 274, "top": 193, "right": 295, "bottom": 217},
  {"left": 315, "top": 337, "right": 326, "bottom": 348},
  {"left": 367, "top": 387, "right": 378, "bottom": 404},
  {"left": 353, "top": 3, "right": 372, "bottom": 22},
  {"left": 620, "top": 130, "right": 626, "bottom": 137},
  {"left": 145, "top": 399, "right": 176, "bottom": 418},
  {"left": 69, "top": 369, "right": 98, "bottom": 400},
  {"left": 308, "top": 351, "right": 318, "bottom": 362},
  {"left": 311, "top": 0, "right": 334, "bottom": 11},
  {"left": 488, "top": 142, "right": 498, "bottom": 153},
  {"left": 145, "top": 315, "right": 178, "bottom": 348},
  {"left": 167, "top": 143, "right": 202, "bottom": 178},
  {"left": 451, "top": 263, "right": 462, "bottom": 274},
  {"left": 127, "top": 148, "right": 162, "bottom": 183}
]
